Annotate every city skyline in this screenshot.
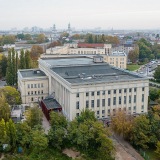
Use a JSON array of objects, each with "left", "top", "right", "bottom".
[{"left": 0, "top": 0, "right": 160, "bottom": 30}]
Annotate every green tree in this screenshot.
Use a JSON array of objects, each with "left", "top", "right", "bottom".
[
  {"left": 6, "top": 49, "right": 13, "bottom": 85},
  {"left": 128, "top": 46, "right": 139, "bottom": 63},
  {"left": 154, "top": 66, "right": 160, "bottom": 82},
  {"left": 17, "top": 33, "right": 25, "bottom": 40},
  {"left": 0, "top": 94, "right": 10, "bottom": 122},
  {"left": 0, "top": 119, "right": 7, "bottom": 146},
  {"left": 0, "top": 54, "right": 7, "bottom": 77},
  {"left": 11, "top": 48, "right": 16, "bottom": 85},
  {"left": 31, "top": 130, "right": 48, "bottom": 153},
  {"left": 19, "top": 49, "right": 26, "bottom": 69},
  {"left": 25, "top": 106, "right": 43, "bottom": 128},
  {"left": 130, "top": 115, "right": 151, "bottom": 149},
  {"left": 2, "top": 35, "right": 16, "bottom": 44},
  {"left": 24, "top": 34, "right": 32, "bottom": 40},
  {"left": 2, "top": 86, "right": 21, "bottom": 105},
  {"left": 6, "top": 119, "right": 17, "bottom": 149},
  {"left": 25, "top": 50, "right": 32, "bottom": 69},
  {"left": 155, "top": 141, "right": 160, "bottom": 158},
  {"left": 149, "top": 88, "right": 160, "bottom": 101}
]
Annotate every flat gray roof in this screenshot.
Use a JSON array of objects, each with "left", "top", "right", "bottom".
[
  {"left": 19, "top": 69, "right": 46, "bottom": 78},
  {"left": 41, "top": 56, "right": 98, "bottom": 66},
  {"left": 52, "top": 64, "right": 146, "bottom": 84}
]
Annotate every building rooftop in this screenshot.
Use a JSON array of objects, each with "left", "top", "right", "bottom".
[
  {"left": 40, "top": 56, "right": 97, "bottom": 67},
  {"left": 19, "top": 69, "right": 46, "bottom": 78},
  {"left": 42, "top": 98, "right": 62, "bottom": 110},
  {"left": 51, "top": 64, "right": 147, "bottom": 85}
]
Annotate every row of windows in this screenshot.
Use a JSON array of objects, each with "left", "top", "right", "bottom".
[
  {"left": 28, "top": 90, "right": 44, "bottom": 95},
  {"left": 31, "top": 96, "right": 43, "bottom": 102},
  {"left": 27, "top": 83, "right": 44, "bottom": 89},
  {"left": 76, "top": 88, "right": 145, "bottom": 97},
  {"left": 76, "top": 105, "right": 145, "bottom": 117},
  {"left": 76, "top": 94, "right": 144, "bottom": 109}
]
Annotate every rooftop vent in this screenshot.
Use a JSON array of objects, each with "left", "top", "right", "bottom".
[
  {"left": 33, "top": 70, "right": 40, "bottom": 74},
  {"left": 93, "top": 56, "right": 103, "bottom": 63}
]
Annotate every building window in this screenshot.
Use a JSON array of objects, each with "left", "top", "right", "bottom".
[
  {"left": 142, "top": 87, "right": 145, "bottom": 91},
  {"left": 124, "top": 96, "right": 126, "bottom": 104},
  {"left": 142, "top": 94, "right": 144, "bottom": 102},
  {"left": 129, "top": 96, "right": 131, "bottom": 103},
  {"left": 97, "top": 91, "right": 100, "bottom": 96},
  {"left": 86, "top": 100, "right": 89, "bottom": 108},
  {"left": 134, "top": 88, "right": 136, "bottom": 92},
  {"left": 108, "top": 109, "right": 110, "bottom": 113},
  {"left": 102, "top": 99, "right": 105, "bottom": 107},
  {"left": 113, "top": 97, "right": 116, "bottom": 105},
  {"left": 124, "top": 89, "right": 127, "bottom": 93},
  {"left": 76, "top": 93, "right": 79, "bottom": 97},
  {"left": 31, "top": 84, "right": 33, "bottom": 88},
  {"left": 76, "top": 101, "right": 79, "bottom": 109},
  {"left": 76, "top": 113, "right": 79, "bottom": 117},
  {"left": 133, "top": 106, "right": 136, "bottom": 110},
  {"left": 27, "top": 84, "right": 30, "bottom": 88},
  {"left": 28, "top": 92, "right": 30, "bottom": 95},
  {"left": 41, "top": 90, "right": 43, "bottom": 94},
  {"left": 35, "top": 91, "right": 37, "bottom": 95},
  {"left": 119, "top": 97, "right": 121, "bottom": 105},
  {"left": 38, "top": 91, "right": 40, "bottom": 94},
  {"left": 34, "top": 84, "right": 37, "bottom": 88},
  {"left": 102, "top": 91, "right": 105, "bottom": 95},
  {"left": 108, "top": 90, "right": 111, "bottom": 94},
  {"left": 91, "top": 100, "right": 94, "bottom": 108},
  {"left": 91, "top": 92, "right": 94, "bottom": 96},
  {"left": 86, "top": 92, "right": 89, "bottom": 96},
  {"left": 129, "top": 88, "right": 132, "bottom": 92},
  {"left": 119, "top": 89, "right": 122, "bottom": 94},
  {"left": 31, "top": 97, "right": 34, "bottom": 101},
  {"left": 42, "top": 96, "right": 43, "bottom": 100},
  {"left": 38, "top": 83, "right": 40, "bottom": 88},
  {"left": 41, "top": 83, "right": 43, "bottom": 88},
  {"left": 31, "top": 91, "right": 33, "bottom": 95},
  {"left": 129, "top": 107, "right": 131, "bottom": 110},
  {"left": 108, "top": 98, "right": 111, "bottom": 106},
  {"left": 141, "top": 105, "right": 144, "bottom": 109},
  {"left": 102, "top": 110, "right": 105, "bottom": 114},
  {"left": 97, "top": 99, "right": 100, "bottom": 107},
  {"left": 97, "top": 111, "right": 99, "bottom": 114},
  {"left": 134, "top": 95, "right": 136, "bottom": 103},
  {"left": 114, "top": 90, "right": 116, "bottom": 94}
]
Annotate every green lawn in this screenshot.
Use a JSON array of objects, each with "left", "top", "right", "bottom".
[{"left": 127, "top": 64, "right": 142, "bottom": 71}]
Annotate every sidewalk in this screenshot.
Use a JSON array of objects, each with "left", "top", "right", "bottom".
[{"left": 113, "top": 134, "right": 144, "bottom": 160}]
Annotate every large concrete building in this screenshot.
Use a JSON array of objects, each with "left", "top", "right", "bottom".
[
  {"left": 18, "top": 56, "right": 149, "bottom": 121},
  {"left": 44, "top": 43, "right": 127, "bottom": 69}
]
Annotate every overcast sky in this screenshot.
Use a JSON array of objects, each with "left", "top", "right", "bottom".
[{"left": 0, "top": 0, "right": 160, "bottom": 30}]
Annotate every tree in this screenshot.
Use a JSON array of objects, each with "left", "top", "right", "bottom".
[
  {"left": 0, "top": 94, "right": 10, "bottom": 122},
  {"left": 25, "top": 106, "right": 43, "bottom": 128},
  {"left": 31, "top": 130, "right": 48, "bottom": 153},
  {"left": 30, "top": 45, "right": 43, "bottom": 60},
  {"left": 25, "top": 50, "right": 32, "bottom": 69},
  {"left": 24, "top": 34, "right": 32, "bottom": 40},
  {"left": 48, "top": 112, "right": 68, "bottom": 149},
  {"left": 6, "top": 49, "right": 13, "bottom": 85},
  {"left": 0, "top": 54, "right": 7, "bottom": 77},
  {"left": 149, "top": 88, "right": 160, "bottom": 101},
  {"left": 11, "top": 49, "right": 16, "bottom": 85},
  {"left": 36, "top": 34, "right": 45, "bottom": 43},
  {"left": 17, "top": 33, "right": 25, "bottom": 40},
  {"left": 111, "top": 111, "right": 133, "bottom": 139},
  {"left": 2, "top": 35, "right": 16, "bottom": 45},
  {"left": 155, "top": 141, "right": 160, "bottom": 158},
  {"left": 6, "top": 119, "right": 17, "bottom": 150},
  {"left": 154, "top": 66, "right": 160, "bottom": 82},
  {"left": 2, "top": 86, "right": 21, "bottom": 105},
  {"left": 19, "top": 49, "right": 26, "bottom": 69},
  {"left": 130, "top": 115, "right": 151, "bottom": 149},
  {"left": 0, "top": 119, "right": 7, "bottom": 146},
  {"left": 128, "top": 46, "right": 139, "bottom": 63}
]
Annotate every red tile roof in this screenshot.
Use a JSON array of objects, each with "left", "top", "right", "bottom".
[{"left": 78, "top": 43, "right": 104, "bottom": 48}]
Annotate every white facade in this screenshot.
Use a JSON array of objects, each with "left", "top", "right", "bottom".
[
  {"left": 18, "top": 69, "right": 49, "bottom": 104},
  {"left": 38, "top": 57, "right": 149, "bottom": 121}
]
